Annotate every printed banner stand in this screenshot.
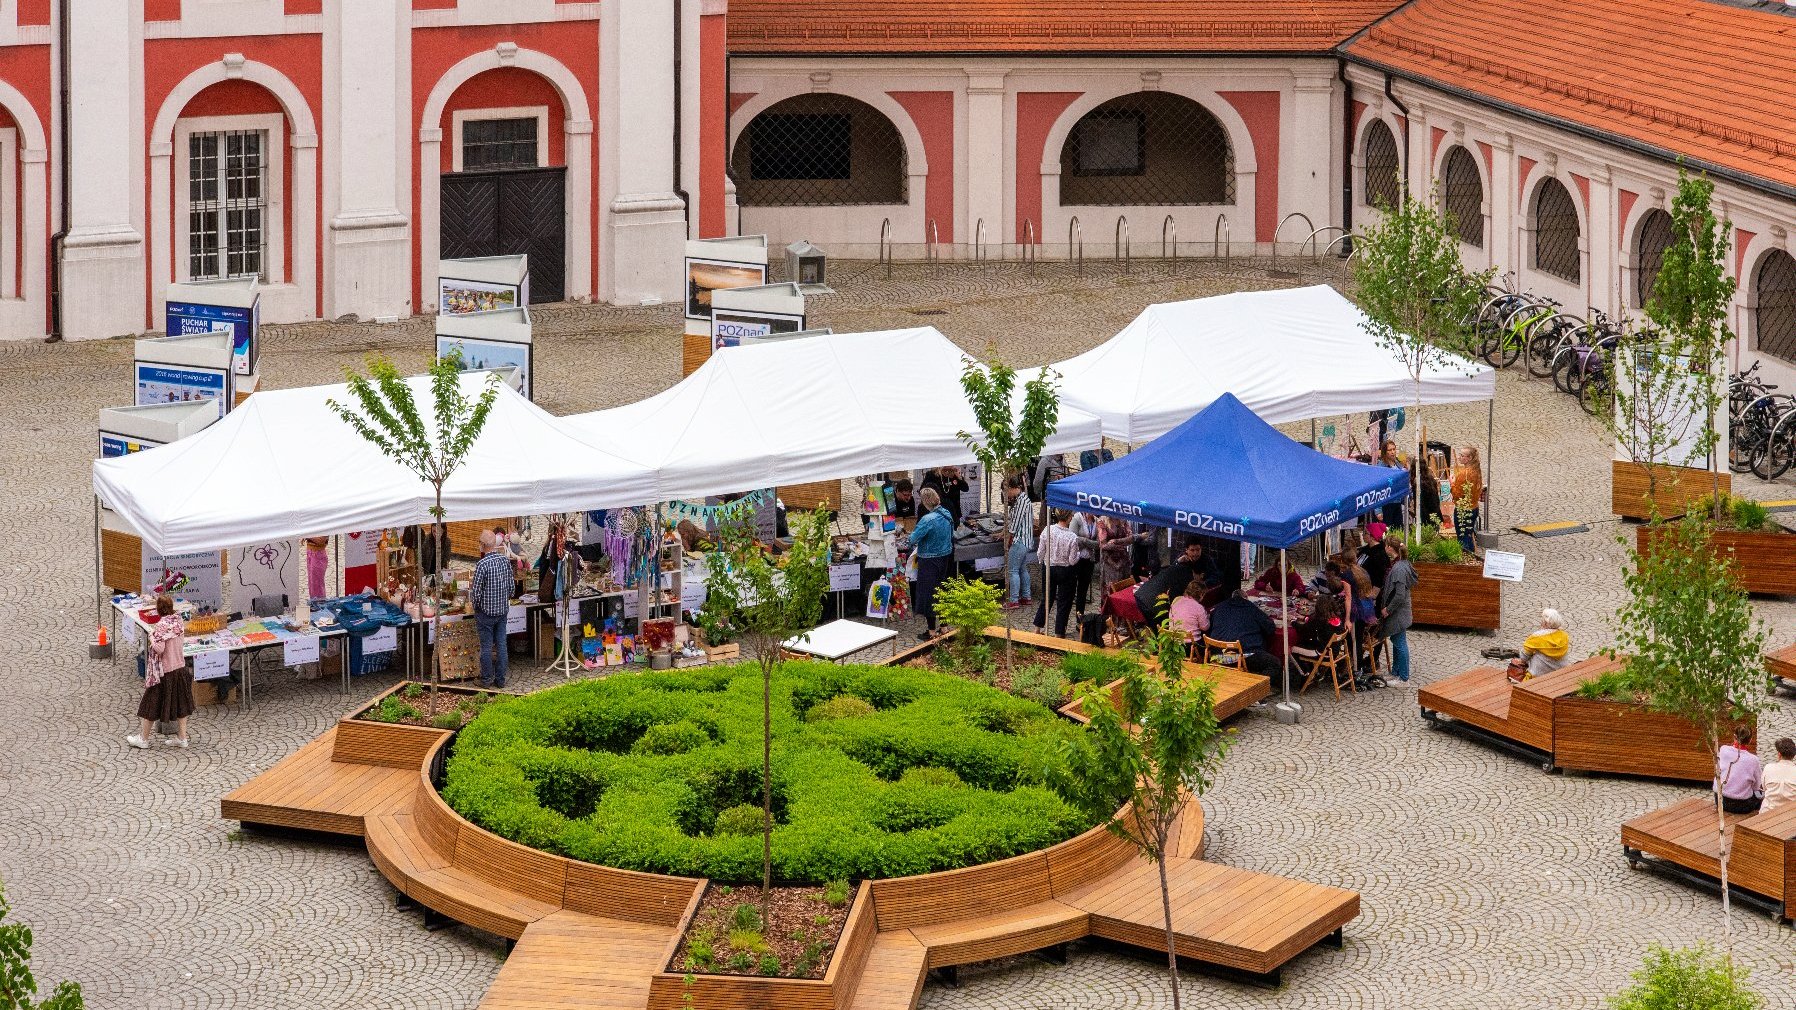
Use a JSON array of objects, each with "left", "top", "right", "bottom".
[
  {"left": 710, "top": 283, "right": 807, "bottom": 352},
  {"left": 436, "top": 307, "right": 534, "bottom": 400},
  {"left": 165, "top": 277, "right": 260, "bottom": 378},
  {"left": 437, "top": 254, "right": 529, "bottom": 315},
  {"left": 684, "top": 235, "right": 769, "bottom": 374},
  {"left": 134, "top": 331, "right": 236, "bottom": 420}
]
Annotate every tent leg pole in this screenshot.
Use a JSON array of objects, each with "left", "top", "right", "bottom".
[
  {"left": 92, "top": 496, "right": 104, "bottom": 632},
  {"left": 1279, "top": 548, "right": 1297, "bottom": 723},
  {"left": 1484, "top": 399, "right": 1495, "bottom": 533}
]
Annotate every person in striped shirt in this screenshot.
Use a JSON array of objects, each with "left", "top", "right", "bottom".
[
  {"left": 471, "top": 529, "right": 517, "bottom": 688},
  {"left": 1001, "top": 475, "right": 1036, "bottom": 609}
]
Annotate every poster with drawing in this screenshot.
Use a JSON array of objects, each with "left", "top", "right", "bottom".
[
  {"left": 230, "top": 540, "right": 302, "bottom": 612},
  {"left": 139, "top": 548, "right": 224, "bottom": 609}
]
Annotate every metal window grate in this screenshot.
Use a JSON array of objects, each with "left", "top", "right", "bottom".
[
  {"left": 462, "top": 117, "right": 540, "bottom": 172},
  {"left": 733, "top": 94, "right": 906, "bottom": 207},
  {"left": 1059, "top": 92, "right": 1233, "bottom": 207},
  {"left": 1634, "top": 208, "right": 1674, "bottom": 308},
  {"left": 188, "top": 129, "right": 267, "bottom": 281},
  {"left": 1756, "top": 250, "right": 1796, "bottom": 363},
  {"left": 1533, "top": 178, "right": 1580, "bottom": 282},
  {"left": 1441, "top": 146, "right": 1483, "bottom": 248},
  {"left": 1362, "top": 120, "right": 1400, "bottom": 209}
]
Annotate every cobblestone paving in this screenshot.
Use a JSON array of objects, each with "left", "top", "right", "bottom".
[{"left": 3, "top": 258, "right": 1795, "bottom": 1009}]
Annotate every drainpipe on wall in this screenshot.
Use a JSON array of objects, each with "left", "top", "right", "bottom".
[
  {"left": 1383, "top": 71, "right": 1410, "bottom": 197},
  {"left": 1338, "top": 59, "right": 1353, "bottom": 257},
  {"left": 672, "top": 0, "right": 691, "bottom": 238},
  {"left": 47, "top": 0, "right": 70, "bottom": 342}
]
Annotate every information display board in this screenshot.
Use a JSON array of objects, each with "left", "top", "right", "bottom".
[
  {"left": 436, "top": 306, "right": 534, "bottom": 399},
  {"left": 166, "top": 277, "right": 260, "bottom": 377},
  {"left": 710, "top": 283, "right": 806, "bottom": 351},
  {"left": 439, "top": 255, "right": 529, "bottom": 315},
  {"left": 134, "top": 331, "right": 236, "bottom": 420}
]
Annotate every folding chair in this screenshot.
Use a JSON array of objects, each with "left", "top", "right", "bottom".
[
  {"left": 1106, "top": 578, "right": 1140, "bottom": 643},
  {"left": 1297, "top": 631, "right": 1357, "bottom": 699},
  {"left": 1202, "top": 636, "right": 1245, "bottom": 669}
]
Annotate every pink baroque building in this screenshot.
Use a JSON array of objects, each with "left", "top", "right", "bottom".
[{"left": 14, "top": 0, "right": 1796, "bottom": 391}]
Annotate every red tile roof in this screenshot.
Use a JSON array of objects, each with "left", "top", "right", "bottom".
[
  {"left": 1344, "top": 0, "right": 1796, "bottom": 193},
  {"left": 726, "top": 1, "right": 1407, "bottom": 54}
]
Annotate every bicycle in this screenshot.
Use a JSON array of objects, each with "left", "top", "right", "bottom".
[
  {"left": 1757, "top": 404, "right": 1796, "bottom": 480},
  {"left": 1524, "top": 308, "right": 1585, "bottom": 378},
  {"left": 1476, "top": 286, "right": 1554, "bottom": 369}
]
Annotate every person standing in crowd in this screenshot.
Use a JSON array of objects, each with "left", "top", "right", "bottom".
[
  {"left": 1357, "top": 533, "right": 1389, "bottom": 590},
  {"left": 1033, "top": 511, "right": 1091, "bottom": 638},
  {"left": 304, "top": 536, "right": 329, "bottom": 601},
  {"left": 1379, "top": 440, "right": 1408, "bottom": 531},
  {"left": 1761, "top": 738, "right": 1796, "bottom": 815},
  {"left": 1000, "top": 475, "right": 1035, "bottom": 610},
  {"left": 129, "top": 595, "right": 194, "bottom": 749},
  {"left": 472, "top": 529, "right": 517, "bottom": 689},
  {"left": 1069, "top": 511, "right": 1098, "bottom": 621},
  {"left": 1717, "top": 726, "right": 1764, "bottom": 815},
  {"left": 921, "top": 466, "right": 971, "bottom": 524},
  {"left": 1096, "top": 515, "right": 1137, "bottom": 588},
  {"left": 1377, "top": 533, "right": 1417, "bottom": 683},
  {"left": 909, "top": 488, "right": 956, "bottom": 640},
  {"left": 1452, "top": 446, "right": 1485, "bottom": 556}
]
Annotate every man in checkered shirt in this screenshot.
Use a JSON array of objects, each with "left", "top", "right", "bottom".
[{"left": 471, "top": 529, "right": 516, "bottom": 688}]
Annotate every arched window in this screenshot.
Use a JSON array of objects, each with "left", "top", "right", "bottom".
[
  {"left": 1361, "top": 120, "right": 1400, "bottom": 209},
  {"left": 732, "top": 94, "right": 906, "bottom": 206},
  {"left": 1633, "top": 209, "right": 1675, "bottom": 309},
  {"left": 1059, "top": 92, "right": 1233, "bottom": 206},
  {"left": 1755, "top": 250, "right": 1796, "bottom": 363},
  {"left": 1440, "top": 146, "right": 1483, "bottom": 248},
  {"left": 1533, "top": 178, "right": 1581, "bottom": 283}
]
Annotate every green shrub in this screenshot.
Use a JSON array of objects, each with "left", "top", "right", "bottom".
[
  {"left": 632, "top": 720, "right": 713, "bottom": 756},
  {"left": 730, "top": 903, "right": 761, "bottom": 931},
  {"left": 1573, "top": 665, "right": 1651, "bottom": 702},
  {"left": 1010, "top": 664, "right": 1068, "bottom": 708},
  {"left": 822, "top": 879, "right": 851, "bottom": 907},
  {"left": 728, "top": 928, "right": 768, "bottom": 954},
  {"left": 1059, "top": 652, "right": 1130, "bottom": 685},
  {"left": 714, "top": 804, "right": 763, "bottom": 837},
  {"left": 805, "top": 695, "right": 876, "bottom": 722},
  {"left": 441, "top": 661, "right": 1089, "bottom": 883},
  {"left": 432, "top": 710, "right": 465, "bottom": 730},
  {"left": 728, "top": 952, "right": 753, "bottom": 971},
  {"left": 1610, "top": 944, "right": 1761, "bottom": 1010},
  {"left": 1732, "top": 497, "right": 1771, "bottom": 533},
  {"left": 687, "top": 939, "right": 714, "bottom": 967},
  {"left": 935, "top": 577, "right": 1003, "bottom": 638},
  {"left": 402, "top": 683, "right": 426, "bottom": 700},
  {"left": 758, "top": 954, "right": 781, "bottom": 977}
]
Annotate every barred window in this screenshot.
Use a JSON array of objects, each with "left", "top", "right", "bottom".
[
  {"left": 1755, "top": 250, "right": 1796, "bottom": 363},
  {"left": 462, "top": 117, "right": 540, "bottom": 172},
  {"left": 733, "top": 94, "right": 906, "bottom": 207},
  {"left": 188, "top": 130, "right": 266, "bottom": 281},
  {"left": 1533, "top": 178, "right": 1581, "bottom": 283},
  {"left": 1059, "top": 92, "right": 1233, "bottom": 206},
  {"left": 1634, "top": 209, "right": 1675, "bottom": 309},
  {"left": 1362, "top": 120, "right": 1400, "bottom": 209},
  {"left": 1441, "top": 146, "right": 1483, "bottom": 248}
]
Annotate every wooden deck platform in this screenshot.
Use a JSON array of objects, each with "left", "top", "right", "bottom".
[
  {"left": 1418, "top": 656, "right": 1619, "bottom": 769},
  {"left": 1621, "top": 795, "right": 1796, "bottom": 919},
  {"left": 1768, "top": 643, "right": 1796, "bottom": 684},
  {"left": 224, "top": 707, "right": 1357, "bottom": 1010}
]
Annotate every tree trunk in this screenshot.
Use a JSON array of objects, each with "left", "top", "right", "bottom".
[
  {"left": 1714, "top": 773, "right": 1734, "bottom": 955},
  {"left": 431, "top": 493, "right": 444, "bottom": 713},
  {"left": 1156, "top": 852, "right": 1182, "bottom": 1010},
  {"left": 761, "top": 650, "right": 774, "bottom": 924}
]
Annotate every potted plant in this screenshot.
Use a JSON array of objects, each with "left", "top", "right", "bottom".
[
  {"left": 1636, "top": 493, "right": 1796, "bottom": 596},
  {"left": 1406, "top": 526, "right": 1502, "bottom": 631}
]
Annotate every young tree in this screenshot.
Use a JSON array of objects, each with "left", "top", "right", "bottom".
[
  {"left": 1638, "top": 168, "right": 1736, "bottom": 516},
  {"left": 1609, "top": 944, "right": 1761, "bottom": 1010},
  {"left": 1613, "top": 515, "right": 1768, "bottom": 947},
  {"left": 1354, "top": 188, "right": 1493, "bottom": 538},
  {"left": 0, "top": 882, "right": 84, "bottom": 1010},
  {"left": 701, "top": 502, "right": 832, "bottom": 921},
  {"left": 956, "top": 349, "right": 1061, "bottom": 654},
  {"left": 1057, "top": 619, "right": 1232, "bottom": 1010},
  {"left": 1605, "top": 322, "right": 1716, "bottom": 512},
  {"left": 328, "top": 352, "right": 500, "bottom": 711}
]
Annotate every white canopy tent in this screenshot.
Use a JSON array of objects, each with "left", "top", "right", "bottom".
[
  {"left": 1039, "top": 285, "right": 1496, "bottom": 444},
  {"left": 93, "top": 373, "right": 659, "bottom": 555},
  {"left": 560, "top": 326, "right": 1104, "bottom": 503}
]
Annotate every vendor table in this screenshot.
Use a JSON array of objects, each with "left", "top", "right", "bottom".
[
  {"left": 783, "top": 619, "right": 897, "bottom": 662},
  {"left": 111, "top": 596, "right": 358, "bottom": 704},
  {"left": 1244, "top": 590, "right": 1314, "bottom": 661}
]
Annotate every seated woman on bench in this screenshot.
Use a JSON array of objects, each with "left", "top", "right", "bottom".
[
  {"left": 1508, "top": 609, "right": 1571, "bottom": 682},
  {"left": 1717, "top": 725, "right": 1764, "bottom": 815}
]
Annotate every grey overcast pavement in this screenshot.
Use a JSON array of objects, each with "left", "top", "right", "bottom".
[{"left": 4, "top": 257, "right": 1794, "bottom": 1009}]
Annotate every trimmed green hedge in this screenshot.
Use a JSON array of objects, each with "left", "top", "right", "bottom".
[{"left": 441, "top": 661, "right": 1096, "bottom": 883}]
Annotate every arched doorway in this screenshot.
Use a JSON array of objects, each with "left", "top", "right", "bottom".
[
  {"left": 1440, "top": 146, "right": 1483, "bottom": 248},
  {"left": 731, "top": 93, "right": 907, "bottom": 206},
  {"left": 436, "top": 67, "right": 571, "bottom": 303},
  {"left": 1633, "top": 209, "right": 1674, "bottom": 309},
  {"left": 1361, "top": 120, "right": 1400, "bottom": 210},
  {"left": 1058, "top": 92, "right": 1233, "bottom": 206},
  {"left": 1532, "top": 178, "right": 1581, "bottom": 283},
  {"left": 1755, "top": 250, "right": 1796, "bottom": 363}
]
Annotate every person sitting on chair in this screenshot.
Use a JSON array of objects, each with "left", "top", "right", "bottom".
[
  {"left": 1166, "top": 578, "right": 1210, "bottom": 642},
  {"left": 1293, "top": 595, "right": 1345, "bottom": 652},
  {"left": 1134, "top": 541, "right": 1208, "bottom": 631},
  {"left": 1204, "top": 590, "right": 1280, "bottom": 677}
]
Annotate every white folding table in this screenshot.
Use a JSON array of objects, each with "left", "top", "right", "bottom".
[{"left": 782, "top": 619, "right": 898, "bottom": 663}]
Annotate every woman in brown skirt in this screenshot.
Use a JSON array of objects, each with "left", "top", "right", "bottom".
[{"left": 129, "top": 595, "right": 194, "bottom": 749}]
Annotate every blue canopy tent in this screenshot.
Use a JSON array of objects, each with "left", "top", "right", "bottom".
[{"left": 1046, "top": 393, "right": 1410, "bottom": 716}]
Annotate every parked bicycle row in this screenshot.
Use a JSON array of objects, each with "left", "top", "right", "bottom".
[
  {"left": 1465, "top": 275, "right": 1625, "bottom": 417},
  {"left": 1729, "top": 361, "right": 1796, "bottom": 480}
]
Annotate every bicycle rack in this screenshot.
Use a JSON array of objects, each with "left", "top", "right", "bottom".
[
  {"left": 1021, "top": 219, "right": 1038, "bottom": 268},
  {"left": 1069, "top": 216, "right": 1083, "bottom": 275},
  {"left": 1302, "top": 226, "right": 1350, "bottom": 260},
  {"left": 1271, "top": 212, "right": 1315, "bottom": 264},
  {"left": 974, "top": 218, "right": 988, "bottom": 264},
  {"left": 1321, "top": 232, "right": 1360, "bottom": 259},
  {"left": 925, "top": 219, "right": 939, "bottom": 272},
  {"left": 1162, "top": 215, "right": 1177, "bottom": 262},
  {"left": 1115, "top": 215, "right": 1130, "bottom": 274},
  {"left": 879, "top": 218, "right": 893, "bottom": 279},
  {"left": 1212, "top": 214, "right": 1230, "bottom": 262}
]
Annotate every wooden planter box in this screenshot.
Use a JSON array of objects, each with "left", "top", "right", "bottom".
[
  {"left": 1637, "top": 524, "right": 1796, "bottom": 596},
  {"left": 645, "top": 882, "right": 876, "bottom": 1010},
  {"left": 1552, "top": 695, "right": 1752, "bottom": 782},
  {"left": 1612, "top": 460, "right": 1729, "bottom": 521},
  {"left": 1409, "top": 561, "right": 1501, "bottom": 631},
  {"left": 337, "top": 681, "right": 503, "bottom": 766}
]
